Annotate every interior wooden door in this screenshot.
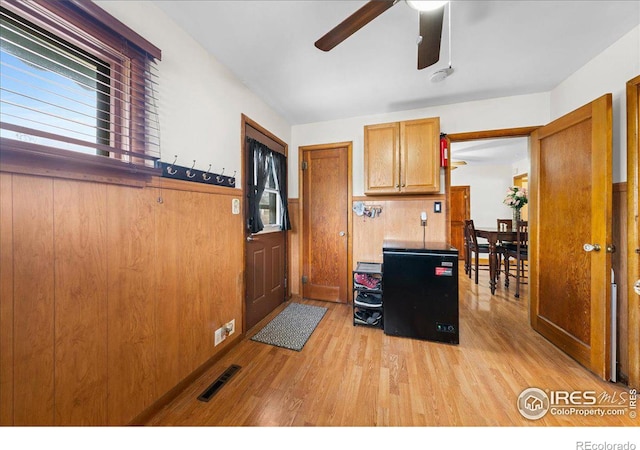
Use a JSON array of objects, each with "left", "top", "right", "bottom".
[
  {"left": 450, "top": 185, "right": 470, "bottom": 260},
  {"left": 627, "top": 75, "right": 640, "bottom": 389},
  {"left": 301, "top": 143, "right": 350, "bottom": 303},
  {"left": 530, "top": 94, "right": 613, "bottom": 380}
]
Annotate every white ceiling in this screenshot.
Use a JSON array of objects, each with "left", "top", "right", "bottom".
[
  {"left": 450, "top": 137, "right": 529, "bottom": 166},
  {"left": 153, "top": 1, "right": 639, "bottom": 126}
]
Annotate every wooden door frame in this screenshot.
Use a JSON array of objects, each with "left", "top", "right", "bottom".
[
  {"left": 445, "top": 127, "right": 540, "bottom": 245},
  {"left": 627, "top": 75, "right": 640, "bottom": 389},
  {"left": 298, "top": 142, "right": 353, "bottom": 301},
  {"left": 240, "top": 114, "right": 288, "bottom": 332}
]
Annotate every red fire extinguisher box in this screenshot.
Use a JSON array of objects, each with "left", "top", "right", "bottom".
[{"left": 440, "top": 134, "right": 448, "bottom": 167}]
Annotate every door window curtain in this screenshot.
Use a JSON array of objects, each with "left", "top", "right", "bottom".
[
  {"left": 272, "top": 151, "right": 291, "bottom": 231},
  {"left": 247, "top": 138, "right": 291, "bottom": 233}
]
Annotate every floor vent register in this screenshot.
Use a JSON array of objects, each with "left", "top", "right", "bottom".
[{"left": 197, "top": 364, "right": 241, "bottom": 402}]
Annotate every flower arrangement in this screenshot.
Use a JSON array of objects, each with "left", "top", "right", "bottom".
[{"left": 503, "top": 186, "right": 528, "bottom": 210}]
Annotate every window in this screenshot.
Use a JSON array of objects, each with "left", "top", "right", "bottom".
[
  {"left": 258, "top": 155, "right": 282, "bottom": 229},
  {"left": 246, "top": 137, "right": 291, "bottom": 234},
  {"left": 0, "top": 0, "right": 161, "bottom": 175}
]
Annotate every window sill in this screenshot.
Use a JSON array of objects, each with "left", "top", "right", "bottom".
[
  {"left": 0, "top": 143, "right": 158, "bottom": 188},
  {"left": 255, "top": 225, "right": 284, "bottom": 235}
]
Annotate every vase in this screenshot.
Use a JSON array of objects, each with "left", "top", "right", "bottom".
[{"left": 512, "top": 208, "right": 521, "bottom": 230}]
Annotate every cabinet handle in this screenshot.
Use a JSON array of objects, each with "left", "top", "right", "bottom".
[{"left": 401, "top": 183, "right": 406, "bottom": 187}]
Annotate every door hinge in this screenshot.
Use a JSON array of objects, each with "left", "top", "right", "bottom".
[
  {"left": 301, "top": 161, "right": 308, "bottom": 171},
  {"left": 302, "top": 275, "right": 308, "bottom": 284},
  {"left": 284, "top": 276, "right": 288, "bottom": 289}
]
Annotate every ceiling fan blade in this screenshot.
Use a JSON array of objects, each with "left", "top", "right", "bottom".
[
  {"left": 417, "top": 6, "right": 445, "bottom": 70},
  {"left": 315, "top": 0, "right": 397, "bottom": 52}
]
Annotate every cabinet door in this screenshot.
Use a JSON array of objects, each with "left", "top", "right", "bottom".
[
  {"left": 400, "top": 117, "right": 440, "bottom": 193},
  {"left": 364, "top": 122, "right": 400, "bottom": 194}
]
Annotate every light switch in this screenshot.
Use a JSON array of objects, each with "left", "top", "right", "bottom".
[
  {"left": 232, "top": 198, "right": 240, "bottom": 215},
  {"left": 434, "top": 202, "right": 442, "bottom": 213}
]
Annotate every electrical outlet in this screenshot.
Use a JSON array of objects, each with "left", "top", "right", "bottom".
[
  {"left": 225, "top": 319, "right": 235, "bottom": 336},
  {"left": 214, "top": 327, "right": 226, "bottom": 346}
]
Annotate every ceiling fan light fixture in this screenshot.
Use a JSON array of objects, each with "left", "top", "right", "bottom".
[
  {"left": 430, "top": 66, "right": 454, "bottom": 82},
  {"left": 406, "top": 1, "right": 449, "bottom": 12}
]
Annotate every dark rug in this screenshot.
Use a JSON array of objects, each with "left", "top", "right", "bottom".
[{"left": 250, "top": 302, "right": 327, "bottom": 351}]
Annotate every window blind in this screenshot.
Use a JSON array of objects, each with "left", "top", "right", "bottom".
[{"left": 0, "top": 0, "right": 161, "bottom": 175}]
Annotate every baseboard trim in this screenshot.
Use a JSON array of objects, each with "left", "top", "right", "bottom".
[{"left": 128, "top": 333, "right": 243, "bottom": 425}]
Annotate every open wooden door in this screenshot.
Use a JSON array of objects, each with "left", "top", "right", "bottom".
[
  {"left": 627, "top": 75, "right": 640, "bottom": 389},
  {"left": 530, "top": 94, "right": 613, "bottom": 380}
]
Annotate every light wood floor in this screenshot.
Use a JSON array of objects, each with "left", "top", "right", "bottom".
[{"left": 143, "top": 267, "right": 635, "bottom": 427}]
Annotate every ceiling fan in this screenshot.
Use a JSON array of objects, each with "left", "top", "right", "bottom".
[{"left": 314, "top": 0, "right": 449, "bottom": 70}]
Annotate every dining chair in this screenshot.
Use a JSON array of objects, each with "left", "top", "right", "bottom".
[
  {"left": 503, "top": 220, "right": 528, "bottom": 298},
  {"left": 496, "top": 218, "right": 513, "bottom": 278},
  {"left": 464, "top": 219, "right": 490, "bottom": 284}
]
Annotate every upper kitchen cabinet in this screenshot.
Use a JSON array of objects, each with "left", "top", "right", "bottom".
[{"left": 364, "top": 117, "right": 440, "bottom": 195}]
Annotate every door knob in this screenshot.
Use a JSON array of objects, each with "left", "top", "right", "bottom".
[
  {"left": 246, "top": 236, "right": 255, "bottom": 242},
  {"left": 583, "top": 243, "right": 601, "bottom": 252},
  {"left": 634, "top": 280, "right": 640, "bottom": 296},
  {"left": 339, "top": 231, "right": 346, "bottom": 237}
]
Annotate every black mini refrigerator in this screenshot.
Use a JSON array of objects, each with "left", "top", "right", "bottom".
[{"left": 382, "top": 240, "right": 459, "bottom": 344}]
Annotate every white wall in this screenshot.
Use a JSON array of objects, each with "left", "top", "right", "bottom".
[
  {"left": 550, "top": 25, "right": 640, "bottom": 183},
  {"left": 291, "top": 93, "right": 550, "bottom": 197},
  {"left": 451, "top": 163, "right": 515, "bottom": 229},
  {"left": 95, "top": 1, "right": 292, "bottom": 187},
  {"left": 97, "top": 3, "right": 637, "bottom": 190},
  {"left": 512, "top": 157, "right": 530, "bottom": 178}
]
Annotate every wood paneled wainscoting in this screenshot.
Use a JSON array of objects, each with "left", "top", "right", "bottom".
[
  {"left": 0, "top": 172, "right": 244, "bottom": 426},
  {"left": 287, "top": 195, "right": 447, "bottom": 299},
  {"left": 352, "top": 195, "right": 447, "bottom": 266}
]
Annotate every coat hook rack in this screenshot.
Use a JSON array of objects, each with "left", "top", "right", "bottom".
[{"left": 159, "top": 159, "right": 236, "bottom": 189}]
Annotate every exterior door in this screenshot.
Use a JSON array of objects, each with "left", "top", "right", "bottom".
[
  {"left": 450, "top": 185, "right": 470, "bottom": 260},
  {"left": 246, "top": 232, "right": 285, "bottom": 330},
  {"left": 627, "top": 75, "right": 640, "bottom": 389},
  {"left": 301, "top": 143, "right": 350, "bottom": 303},
  {"left": 243, "top": 117, "right": 287, "bottom": 331},
  {"left": 530, "top": 94, "right": 613, "bottom": 380}
]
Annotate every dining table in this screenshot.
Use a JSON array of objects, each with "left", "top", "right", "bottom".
[{"left": 473, "top": 227, "right": 519, "bottom": 295}]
